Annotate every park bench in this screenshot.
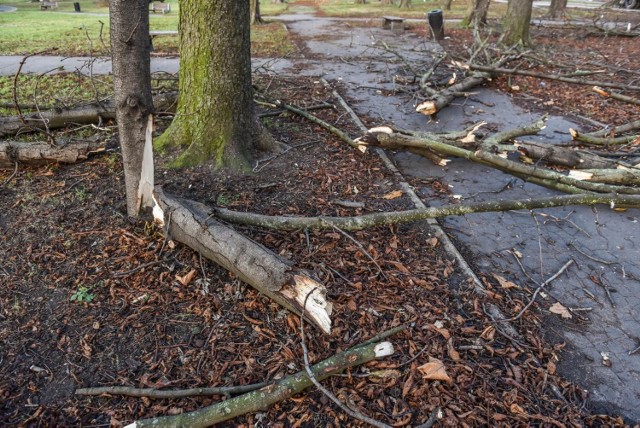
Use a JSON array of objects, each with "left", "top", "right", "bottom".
[
  {"left": 150, "top": 1, "right": 171, "bottom": 14},
  {"left": 40, "top": 1, "right": 58, "bottom": 10},
  {"left": 382, "top": 16, "right": 405, "bottom": 31}
]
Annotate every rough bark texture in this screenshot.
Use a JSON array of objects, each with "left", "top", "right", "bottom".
[
  {"left": 110, "top": 0, "right": 154, "bottom": 217},
  {"left": 153, "top": 188, "right": 333, "bottom": 333},
  {"left": 502, "top": 0, "right": 533, "bottom": 46},
  {"left": 0, "top": 140, "right": 105, "bottom": 168},
  {"left": 156, "top": 0, "right": 268, "bottom": 169},
  {"left": 547, "top": 0, "right": 567, "bottom": 18},
  {"left": 416, "top": 74, "right": 488, "bottom": 116},
  {"left": 127, "top": 341, "right": 394, "bottom": 428}
]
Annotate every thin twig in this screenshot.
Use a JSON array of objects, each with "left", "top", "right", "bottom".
[
  {"left": 300, "top": 291, "right": 391, "bottom": 428},
  {"left": 0, "top": 162, "right": 18, "bottom": 188},
  {"left": 629, "top": 344, "right": 640, "bottom": 356},
  {"left": 500, "top": 260, "right": 574, "bottom": 322},
  {"left": 12, "top": 49, "right": 54, "bottom": 122},
  {"left": 415, "top": 407, "right": 443, "bottom": 428}
]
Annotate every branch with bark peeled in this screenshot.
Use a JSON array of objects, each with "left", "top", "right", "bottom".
[
  {"left": 124, "top": 340, "right": 395, "bottom": 428},
  {"left": 0, "top": 139, "right": 106, "bottom": 168},
  {"left": 152, "top": 188, "right": 332, "bottom": 333}
]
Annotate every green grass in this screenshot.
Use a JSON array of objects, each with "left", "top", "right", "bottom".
[{"left": 0, "top": 0, "right": 294, "bottom": 56}]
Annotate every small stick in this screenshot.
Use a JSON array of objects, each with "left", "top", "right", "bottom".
[
  {"left": 75, "top": 383, "right": 271, "bottom": 398},
  {"left": 326, "top": 222, "right": 387, "bottom": 279},
  {"left": 0, "top": 162, "right": 18, "bottom": 188},
  {"left": 500, "top": 260, "right": 574, "bottom": 322},
  {"left": 629, "top": 345, "right": 640, "bottom": 356}
]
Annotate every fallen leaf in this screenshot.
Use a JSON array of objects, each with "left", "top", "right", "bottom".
[
  {"left": 509, "top": 403, "right": 528, "bottom": 417},
  {"left": 382, "top": 190, "right": 403, "bottom": 200},
  {"left": 547, "top": 361, "right": 556, "bottom": 375},
  {"left": 176, "top": 269, "right": 197, "bottom": 286},
  {"left": 418, "top": 357, "right": 451, "bottom": 382},
  {"left": 369, "top": 369, "right": 402, "bottom": 379},
  {"left": 493, "top": 274, "right": 519, "bottom": 289},
  {"left": 549, "top": 302, "right": 572, "bottom": 319},
  {"left": 480, "top": 326, "right": 495, "bottom": 341},
  {"left": 447, "top": 338, "right": 460, "bottom": 361}
]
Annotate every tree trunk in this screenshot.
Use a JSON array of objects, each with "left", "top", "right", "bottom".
[
  {"left": 398, "top": 0, "right": 411, "bottom": 8},
  {"left": 155, "top": 0, "right": 273, "bottom": 170},
  {"left": 464, "top": 0, "right": 491, "bottom": 28},
  {"left": 0, "top": 140, "right": 106, "bottom": 168},
  {"left": 250, "top": 0, "right": 264, "bottom": 25},
  {"left": 502, "top": 0, "right": 533, "bottom": 46},
  {"left": 110, "top": 0, "right": 154, "bottom": 217},
  {"left": 546, "top": 0, "right": 567, "bottom": 18}
]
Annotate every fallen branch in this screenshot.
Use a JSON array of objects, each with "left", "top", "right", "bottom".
[
  {"left": 75, "top": 382, "right": 271, "bottom": 399},
  {"left": 214, "top": 193, "right": 640, "bottom": 231},
  {"left": 569, "top": 167, "right": 640, "bottom": 185},
  {"left": 592, "top": 86, "right": 640, "bottom": 106},
  {"left": 516, "top": 140, "right": 619, "bottom": 170},
  {"left": 588, "top": 119, "right": 640, "bottom": 138},
  {"left": 124, "top": 338, "right": 396, "bottom": 428},
  {"left": 358, "top": 127, "right": 640, "bottom": 194},
  {"left": 152, "top": 188, "right": 333, "bottom": 333},
  {"left": 569, "top": 128, "right": 639, "bottom": 146},
  {"left": 0, "top": 139, "right": 106, "bottom": 168},
  {"left": 469, "top": 64, "right": 640, "bottom": 91}
]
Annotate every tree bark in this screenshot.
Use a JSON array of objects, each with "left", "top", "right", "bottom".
[
  {"left": 546, "top": 0, "right": 567, "bottom": 19},
  {"left": 515, "top": 140, "right": 619, "bottom": 170},
  {"left": 0, "top": 140, "right": 105, "bottom": 168},
  {"left": 464, "top": 0, "right": 491, "bottom": 28},
  {"left": 502, "top": 0, "right": 533, "bottom": 46},
  {"left": 155, "top": 0, "right": 275, "bottom": 169},
  {"left": 152, "top": 188, "right": 332, "bottom": 334},
  {"left": 398, "top": 0, "right": 411, "bottom": 7},
  {"left": 125, "top": 341, "right": 395, "bottom": 428},
  {"left": 110, "top": 0, "right": 154, "bottom": 217},
  {"left": 416, "top": 73, "right": 488, "bottom": 116}
]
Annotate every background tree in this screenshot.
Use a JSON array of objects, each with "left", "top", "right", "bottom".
[
  {"left": 463, "top": 0, "right": 491, "bottom": 29},
  {"left": 109, "top": 0, "right": 154, "bottom": 217},
  {"left": 502, "top": 0, "right": 533, "bottom": 46},
  {"left": 156, "top": 0, "right": 277, "bottom": 169},
  {"left": 398, "top": 0, "right": 412, "bottom": 7},
  {"left": 251, "top": 0, "right": 264, "bottom": 25},
  {"left": 546, "top": 0, "right": 567, "bottom": 18}
]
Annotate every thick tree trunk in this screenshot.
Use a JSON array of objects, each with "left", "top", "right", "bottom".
[
  {"left": 155, "top": 0, "right": 272, "bottom": 169},
  {"left": 110, "top": 0, "right": 154, "bottom": 217},
  {"left": 153, "top": 188, "right": 333, "bottom": 334},
  {"left": 546, "top": 0, "right": 567, "bottom": 18},
  {"left": 398, "top": 0, "right": 411, "bottom": 7},
  {"left": 250, "top": 0, "right": 264, "bottom": 25},
  {"left": 502, "top": 0, "right": 533, "bottom": 46}
]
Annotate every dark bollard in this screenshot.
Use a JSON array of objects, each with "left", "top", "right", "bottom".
[
  {"left": 73, "top": 2, "right": 81, "bottom": 12},
  {"left": 427, "top": 9, "right": 444, "bottom": 41}
]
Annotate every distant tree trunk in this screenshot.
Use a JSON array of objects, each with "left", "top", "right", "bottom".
[
  {"left": 272, "top": 0, "right": 285, "bottom": 3},
  {"left": 155, "top": 0, "right": 276, "bottom": 170},
  {"left": 109, "top": 0, "right": 154, "bottom": 217},
  {"left": 443, "top": 0, "right": 453, "bottom": 10},
  {"left": 250, "top": 0, "right": 264, "bottom": 24},
  {"left": 381, "top": 0, "right": 395, "bottom": 5},
  {"left": 503, "top": 0, "right": 533, "bottom": 46},
  {"left": 464, "top": 0, "right": 491, "bottom": 28},
  {"left": 398, "top": 0, "right": 411, "bottom": 7},
  {"left": 355, "top": 0, "right": 366, "bottom": 3},
  {"left": 547, "top": 0, "right": 567, "bottom": 18}
]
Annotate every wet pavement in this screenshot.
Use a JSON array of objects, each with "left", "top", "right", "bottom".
[{"left": 0, "top": 7, "right": 639, "bottom": 422}]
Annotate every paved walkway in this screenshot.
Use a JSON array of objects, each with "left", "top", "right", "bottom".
[{"left": 0, "top": 8, "right": 638, "bottom": 423}]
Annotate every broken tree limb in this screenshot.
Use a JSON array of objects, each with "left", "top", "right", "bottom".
[
  {"left": 125, "top": 340, "right": 396, "bottom": 428},
  {"left": 469, "top": 64, "right": 640, "bottom": 91},
  {"left": 588, "top": 119, "right": 640, "bottom": 138},
  {"left": 592, "top": 86, "right": 640, "bottom": 106},
  {"left": 568, "top": 167, "right": 640, "bottom": 185},
  {"left": 0, "top": 92, "right": 178, "bottom": 137},
  {"left": 482, "top": 115, "right": 547, "bottom": 148},
  {"left": 213, "top": 193, "right": 640, "bottom": 231},
  {"left": 152, "top": 187, "right": 332, "bottom": 334},
  {"left": 570, "top": 128, "right": 640, "bottom": 146},
  {"left": 75, "top": 382, "right": 271, "bottom": 399},
  {"left": 0, "top": 139, "right": 106, "bottom": 168},
  {"left": 357, "top": 128, "right": 640, "bottom": 194},
  {"left": 416, "top": 73, "right": 488, "bottom": 116},
  {"left": 515, "top": 140, "right": 618, "bottom": 169}
]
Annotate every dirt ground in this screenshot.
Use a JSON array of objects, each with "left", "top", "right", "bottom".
[{"left": 1, "top": 14, "right": 640, "bottom": 428}]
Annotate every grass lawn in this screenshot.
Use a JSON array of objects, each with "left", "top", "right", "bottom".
[{"left": 0, "top": 0, "right": 294, "bottom": 56}]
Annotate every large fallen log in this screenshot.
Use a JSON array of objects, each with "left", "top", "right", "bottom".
[
  {"left": 125, "top": 339, "right": 395, "bottom": 428},
  {"left": 0, "top": 92, "right": 177, "bottom": 137},
  {"left": 0, "top": 139, "right": 106, "bottom": 168},
  {"left": 515, "top": 140, "right": 619, "bottom": 170},
  {"left": 416, "top": 72, "right": 488, "bottom": 116},
  {"left": 152, "top": 188, "right": 333, "bottom": 334}
]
